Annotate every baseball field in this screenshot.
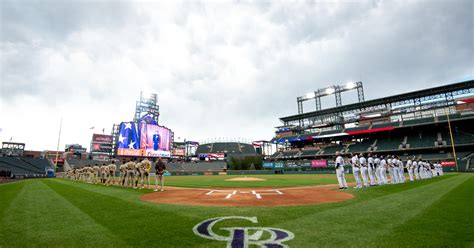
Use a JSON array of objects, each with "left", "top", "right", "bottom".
[{"left": 0, "top": 173, "right": 472, "bottom": 247}]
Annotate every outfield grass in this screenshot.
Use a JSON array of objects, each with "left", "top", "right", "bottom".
[{"left": 0, "top": 173, "right": 472, "bottom": 247}]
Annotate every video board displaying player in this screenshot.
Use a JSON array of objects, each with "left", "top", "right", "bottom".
[{"left": 140, "top": 123, "right": 171, "bottom": 157}]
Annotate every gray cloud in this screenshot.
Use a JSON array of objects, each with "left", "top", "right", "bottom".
[{"left": 0, "top": 0, "right": 472, "bottom": 150}]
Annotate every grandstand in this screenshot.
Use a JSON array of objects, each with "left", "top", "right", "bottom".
[
  {"left": 167, "top": 161, "right": 226, "bottom": 172},
  {"left": 195, "top": 142, "right": 256, "bottom": 155},
  {"left": 270, "top": 80, "right": 474, "bottom": 171},
  {"left": 0, "top": 157, "right": 51, "bottom": 177}
]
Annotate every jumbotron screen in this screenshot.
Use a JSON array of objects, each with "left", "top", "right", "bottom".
[{"left": 116, "top": 122, "right": 172, "bottom": 157}]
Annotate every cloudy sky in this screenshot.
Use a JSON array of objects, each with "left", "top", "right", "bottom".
[{"left": 0, "top": 0, "right": 473, "bottom": 151}]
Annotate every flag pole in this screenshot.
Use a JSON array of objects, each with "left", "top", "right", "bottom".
[{"left": 54, "top": 118, "right": 63, "bottom": 173}]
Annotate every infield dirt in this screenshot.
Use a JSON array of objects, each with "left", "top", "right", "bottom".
[{"left": 141, "top": 184, "right": 353, "bottom": 207}]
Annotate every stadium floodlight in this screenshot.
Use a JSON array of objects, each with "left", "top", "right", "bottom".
[
  {"left": 305, "top": 92, "right": 316, "bottom": 99},
  {"left": 345, "top": 82, "right": 356, "bottom": 89},
  {"left": 296, "top": 81, "right": 364, "bottom": 114},
  {"left": 325, "top": 87, "right": 335, "bottom": 95}
]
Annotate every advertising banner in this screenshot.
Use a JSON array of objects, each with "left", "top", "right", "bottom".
[
  {"left": 263, "top": 162, "right": 274, "bottom": 168},
  {"left": 91, "top": 143, "right": 112, "bottom": 153},
  {"left": 441, "top": 161, "right": 456, "bottom": 166},
  {"left": 300, "top": 161, "right": 311, "bottom": 167},
  {"left": 286, "top": 161, "right": 298, "bottom": 168},
  {"left": 208, "top": 153, "right": 225, "bottom": 158},
  {"left": 173, "top": 148, "right": 186, "bottom": 156},
  {"left": 274, "top": 162, "right": 285, "bottom": 169},
  {"left": 92, "top": 134, "right": 113, "bottom": 144},
  {"left": 117, "top": 148, "right": 143, "bottom": 157},
  {"left": 65, "top": 144, "right": 87, "bottom": 153},
  {"left": 311, "top": 160, "right": 328, "bottom": 167},
  {"left": 91, "top": 153, "right": 110, "bottom": 161},
  {"left": 144, "top": 149, "right": 171, "bottom": 158}
]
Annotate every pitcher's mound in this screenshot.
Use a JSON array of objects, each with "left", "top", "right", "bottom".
[{"left": 225, "top": 177, "right": 266, "bottom": 181}]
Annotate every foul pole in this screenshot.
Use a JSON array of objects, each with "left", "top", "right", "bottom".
[
  {"left": 55, "top": 118, "right": 63, "bottom": 172},
  {"left": 446, "top": 112, "right": 458, "bottom": 172}
]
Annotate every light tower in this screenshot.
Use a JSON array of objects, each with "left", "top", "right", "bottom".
[
  {"left": 134, "top": 92, "right": 160, "bottom": 124},
  {"left": 297, "top": 81, "right": 365, "bottom": 114}
]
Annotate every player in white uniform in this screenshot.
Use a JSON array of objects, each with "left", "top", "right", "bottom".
[
  {"left": 367, "top": 154, "right": 376, "bottom": 186},
  {"left": 407, "top": 157, "right": 414, "bottom": 182},
  {"left": 420, "top": 161, "right": 426, "bottom": 179},
  {"left": 392, "top": 156, "right": 400, "bottom": 184},
  {"left": 438, "top": 161, "right": 444, "bottom": 176},
  {"left": 427, "top": 162, "right": 433, "bottom": 178},
  {"left": 433, "top": 161, "right": 439, "bottom": 176},
  {"left": 380, "top": 156, "right": 388, "bottom": 185},
  {"left": 359, "top": 153, "right": 369, "bottom": 188},
  {"left": 413, "top": 159, "right": 420, "bottom": 180},
  {"left": 431, "top": 163, "right": 437, "bottom": 177},
  {"left": 335, "top": 152, "right": 348, "bottom": 190},
  {"left": 398, "top": 156, "right": 405, "bottom": 183},
  {"left": 351, "top": 154, "right": 362, "bottom": 189},
  {"left": 387, "top": 156, "right": 394, "bottom": 184},
  {"left": 374, "top": 155, "right": 382, "bottom": 185}
]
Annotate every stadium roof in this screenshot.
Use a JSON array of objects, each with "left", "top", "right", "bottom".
[{"left": 280, "top": 79, "right": 474, "bottom": 123}]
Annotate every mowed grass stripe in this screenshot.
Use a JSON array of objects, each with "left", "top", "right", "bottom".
[
  {"left": 0, "top": 180, "right": 129, "bottom": 247},
  {"left": 43, "top": 179, "right": 213, "bottom": 247},
  {"left": 277, "top": 174, "right": 471, "bottom": 247},
  {"left": 0, "top": 180, "right": 26, "bottom": 221},
  {"left": 378, "top": 175, "right": 474, "bottom": 247},
  {"left": 49, "top": 179, "right": 224, "bottom": 219}
]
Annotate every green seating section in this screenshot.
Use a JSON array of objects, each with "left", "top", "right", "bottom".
[
  {"left": 319, "top": 129, "right": 344, "bottom": 136},
  {"left": 196, "top": 144, "right": 212, "bottom": 154},
  {"left": 196, "top": 143, "right": 255, "bottom": 154},
  {"left": 281, "top": 150, "right": 300, "bottom": 158},
  {"left": 239, "top": 143, "right": 256, "bottom": 154},
  {"left": 445, "top": 129, "right": 474, "bottom": 145},
  {"left": 321, "top": 145, "right": 344, "bottom": 155},
  {"left": 345, "top": 125, "right": 370, "bottom": 132},
  {"left": 347, "top": 139, "right": 373, "bottom": 153},
  {"left": 372, "top": 122, "right": 400, "bottom": 129},
  {"left": 407, "top": 131, "right": 437, "bottom": 148},
  {"left": 375, "top": 137, "right": 402, "bottom": 151},
  {"left": 416, "top": 153, "right": 451, "bottom": 160},
  {"left": 0, "top": 157, "right": 50, "bottom": 176},
  {"left": 402, "top": 117, "right": 434, "bottom": 126},
  {"left": 300, "top": 149, "right": 318, "bottom": 157}
]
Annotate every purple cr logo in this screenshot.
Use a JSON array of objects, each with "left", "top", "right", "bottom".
[{"left": 193, "top": 216, "right": 295, "bottom": 248}]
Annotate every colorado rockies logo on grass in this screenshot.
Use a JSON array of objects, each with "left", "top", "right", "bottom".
[{"left": 193, "top": 216, "right": 294, "bottom": 248}]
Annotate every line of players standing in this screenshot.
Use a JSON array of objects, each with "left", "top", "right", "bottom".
[
  {"left": 65, "top": 158, "right": 167, "bottom": 192},
  {"left": 334, "top": 152, "right": 444, "bottom": 189}
]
